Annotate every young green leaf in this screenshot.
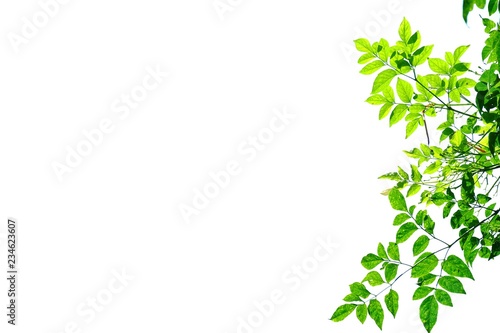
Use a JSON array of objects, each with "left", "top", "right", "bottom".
[
  {"left": 396, "top": 78, "right": 414, "bottom": 103},
  {"left": 399, "top": 18, "right": 412, "bottom": 43},
  {"left": 389, "top": 104, "right": 408, "bottom": 126},
  {"left": 360, "top": 60, "right": 385, "bottom": 75},
  {"left": 407, "top": 183, "right": 421, "bottom": 197},
  {"left": 393, "top": 213, "right": 411, "bottom": 226},
  {"left": 377, "top": 243, "right": 388, "bottom": 259}
]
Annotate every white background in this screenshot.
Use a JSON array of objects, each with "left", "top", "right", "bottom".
[{"left": 0, "top": 0, "right": 499, "bottom": 332}]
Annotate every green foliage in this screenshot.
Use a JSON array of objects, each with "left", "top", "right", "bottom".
[{"left": 331, "top": 4, "right": 500, "bottom": 332}]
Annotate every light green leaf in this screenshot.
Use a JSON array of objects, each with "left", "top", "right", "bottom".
[
  {"left": 398, "top": 18, "right": 412, "bottom": 43},
  {"left": 424, "top": 161, "right": 441, "bottom": 175},
  {"left": 450, "top": 130, "right": 464, "bottom": 146},
  {"left": 412, "top": 45, "right": 434, "bottom": 66},
  {"left": 350, "top": 282, "right": 371, "bottom": 298},
  {"left": 389, "top": 104, "right": 408, "bottom": 126},
  {"left": 428, "top": 58, "right": 450, "bottom": 74},
  {"left": 354, "top": 38, "right": 373, "bottom": 52},
  {"left": 406, "top": 120, "right": 419, "bottom": 138},
  {"left": 407, "top": 184, "right": 421, "bottom": 197},
  {"left": 393, "top": 213, "right": 411, "bottom": 226},
  {"left": 396, "top": 78, "right": 414, "bottom": 103},
  {"left": 360, "top": 60, "right": 385, "bottom": 74},
  {"left": 372, "top": 69, "right": 398, "bottom": 94},
  {"left": 377, "top": 243, "right": 388, "bottom": 259}
]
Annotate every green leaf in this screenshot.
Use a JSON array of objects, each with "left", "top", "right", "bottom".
[
  {"left": 398, "top": 18, "right": 412, "bottom": 43},
  {"left": 379, "top": 172, "right": 402, "bottom": 181},
  {"left": 454, "top": 45, "right": 469, "bottom": 62},
  {"left": 360, "top": 60, "right": 385, "bottom": 75},
  {"left": 443, "top": 201, "right": 455, "bottom": 218},
  {"left": 389, "top": 188, "right": 407, "bottom": 211},
  {"left": 363, "top": 271, "right": 385, "bottom": 286},
  {"left": 350, "top": 282, "right": 371, "bottom": 298},
  {"left": 379, "top": 103, "right": 393, "bottom": 119},
  {"left": 396, "top": 222, "right": 418, "bottom": 244},
  {"left": 406, "top": 119, "right": 419, "bottom": 139},
  {"left": 393, "top": 213, "right": 410, "bottom": 226},
  {"left": 390, "top": 104, "right": 408, "bottom": 126},
  {"left": 387, "top": 242, "right": 400, "bottom": 261},
  {"left": 361, "top": 254, "right": 383, "bottom": 270},
  {"left": 413, "top": 235, "right": 430, "bottom": 256},
  {"left": 384, "top": 290, "right": 399, "bottom": 318},
  {"left": 385, "top": 263, "right": 398, "bottom": 282},
  {"left": 488, "top": 0, "right": 499, "bottom": 15},
  {"left": 411, "top": 165, "right": 422, "bottom": 182},
  {"left": 412, "top": 45, "right": 434, "bottom": 66},
  {"left": 420, "top": 295, "right": 438, "bottom": 332},
  {"left": 407, "top": 184, "right": 421, "bottom": 197},
  {"left": 435, "top": 289, "right": 453, "bottom": 307},
  {"left": 396, "top": 78, "right": 414, "bottom": 103},
  {"left": 366, "top": 94, "right": 388, "bottom": 105},
  {"left": 413, "top": 286, "right": 434, "bottom": 300},
  {"left": 356, "top": 304, "right": 368, "bottom": 324},
  {"left": 331, "top": 304, "right": 357, "bottom": 322},
  {"left": 354, "top": 38, "right": 373, "bottom": 52},
  {"left": 372, "top": 69, "right": 398, "bottom": 94},
  {"left": 424, "top": 161, "right": 441, "bottom": 174},
  {"left": 463, "top": 0, "right": 475, "bottom": 22},
  {"left": 377, "top": 243, "right": 388, "bottom": 259},
  {"left": 450, "top": 130, "right": 464, "bottom": 146},
  {"left": 343, "top": 294, "right": 361, "bottom": 302},
  {"left": 411, "top": 252, "right": 439, "bottom": 278},
  {"left": 438, "top": 276, "right": 466, "bottom": 294},
  {"left": 368, "top": 299, "right": 384, "bottom": 330},
  {"left": 428, "top": 58, "right": 450, "bottom": 74},
  {"left": 442, "top": 255, "right": 474, "bottom": 280}
]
